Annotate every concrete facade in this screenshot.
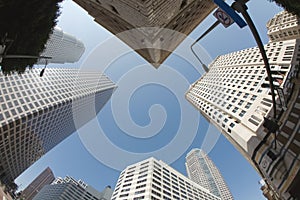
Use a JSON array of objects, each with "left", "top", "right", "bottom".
[
  {"left": 267, "top": 11, "right": 300, "bottom": 42},
  {"left": 186, "top": 11, "right": 300, "bottom": 200},
  {"left": 72, "top": 0, "right": 216, "bottom": 68},
  {"left": 111, "top": 157, "right": 220, "bottom": 200}
]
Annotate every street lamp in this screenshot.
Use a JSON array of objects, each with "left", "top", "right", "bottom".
[
  {"left": 0, "top": 36, "right": 51, "bottom": 77},
  {"left": 232, "top": 0, "right": 277, "bottom": 119},
  {"left": 190, "top": 21, "right": 220, "bottom": 73}
]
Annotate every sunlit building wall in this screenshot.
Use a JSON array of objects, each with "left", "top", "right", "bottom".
[
  {"left": 186, "top": 12, "right": 300, "bottom": 199},
  {"left": 0, "top": 68, "right": 116, "bottom": 185},
  {"left": 267, "top": 11, "right": 300, "bottom": 42},
  {"left": 111, "top": 157, "right": 220, "bottom": 200}
]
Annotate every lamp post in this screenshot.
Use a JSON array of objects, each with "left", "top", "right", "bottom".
[
  {"left": 0, "top": 36, "right": 51, "bottom": 76},
  {"left": 190, "top": 21, "right": 220, "bottom": 73},
  {"left": 232, "top": 0, "right": 277, "bottom": 119}
]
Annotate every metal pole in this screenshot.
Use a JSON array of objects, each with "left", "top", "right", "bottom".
[
  {"left": 232, "top": 0, "right": 277, "bottom": 118},
  {"left": 191, "top": 21, "right": 220, "bottom": 72}
]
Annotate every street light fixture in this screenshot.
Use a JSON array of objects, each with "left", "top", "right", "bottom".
[
  {"left": 190, "top": 20, "right": 220, "bottom": 73},
  {"left": 0, "top": 36, "right": 51, "bottom": 77},
  {"left": 232, "top": 0, "right": 277, "bottom": 120}
]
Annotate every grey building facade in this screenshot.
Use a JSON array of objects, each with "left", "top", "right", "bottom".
[{"left": 0, "top": 68, "right": 116, "bottom": 185}]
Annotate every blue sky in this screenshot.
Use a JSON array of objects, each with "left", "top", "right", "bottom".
[{"left": 15, "top": 1, "right": 283, "bottom": 199}]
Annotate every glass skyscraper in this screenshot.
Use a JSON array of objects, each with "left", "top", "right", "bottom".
[
  {"left": 186, "top": 149, "right": 233, "bottom": 200},
  {"left": 0, "top": 68, "right": 116, "bottom": 185}
]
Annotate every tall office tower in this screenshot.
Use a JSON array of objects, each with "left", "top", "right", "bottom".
[
  {"left": 186, "top": 149, "right": 233, "bottom": 200},
  {"left": 72, "top": 0, "right": 216, "bottom": 68},
  {"left": 37, "top": 27, "right": 85, "bottom": 65},
  {"left": 32, "top": 176, "right": 113, "bottom": 200},
  {"left": 186, "top": 11, "right": 300, "bottom": 200},
  {"left": 267, "top": 11, "right": 300, "bottom": 42},
  {"left": 0, "top": 68, "right": 116, "bottom": 187},
  {"left": 111, "top": 157, "right": 220, "bottom": 200},
  {"left": 21, "top": 167, "right": 55, "bottom": 200}
]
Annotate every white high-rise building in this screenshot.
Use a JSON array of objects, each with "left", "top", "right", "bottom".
[
  {"left": 186, "top": 149, "right": 233, "bottom": 200},
  {"left": 111, "top": 157, "right": 220, "bottom": 200},
  {"left": 0, "top": 68, "right": 116, "bottom": 186},
  {"left": 186, "top": 11, "right": 300, "bottom": 200},
  {"left": 73, "top": 0, "right": 216, "bottom": 68},
  {"left": 267, "top": 11, "right": 300, "bottom": 42},
  {"left": 37, "top": 27, "right": 85, "bottom": 64},
  {"left": 33, "top": 176, "right": 113, "bottom": 200}
]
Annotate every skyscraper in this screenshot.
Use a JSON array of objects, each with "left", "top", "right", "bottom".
[
  {"left": 21, "top": 167, "right": 55, "bottom": 200},
  {"left": 185, "top": 149, "right": 233, "bottom": 200},
  {"left": 72, "top": 0, "right": 216, "bottom": 68},
  {"left": 37, "top": 27, "right": 85, "bottom": 65},
  {"left": 111, "top": 157, "right": 220, "bottom": 200},
  {"left": 0, "top": 68, "right": 116, "bottom": 186},
  {"left": 185, "top": 11, "right": 300, "bottom": 199},
  {"left": 267, "top": 11, "right": 300, "bottom": 42},
  {"left": 32, "top": 176, "right": 113, "bottom": 200}
]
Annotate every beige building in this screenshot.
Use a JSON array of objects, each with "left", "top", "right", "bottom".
[
  {"left": 186, "top": 11, "right": 300, "bottom": 199},
  {"left": 73, "top": 0, "right": 216, "bottom": 68}
]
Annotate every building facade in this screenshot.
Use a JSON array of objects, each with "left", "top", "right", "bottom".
[
  {"left": 20, "top": 167, "right": 55, "bottom": 200},
  {"left": 32, "top": 176, "right": 113, "bottom": 200},
  {"left": 111, "top": 157, "right": 220, "bottom": 200},
  {"left": 37, "top": 27, "right": 85, "bottom": 65},
  {"left": 267, "top": 11, "right": 300, "bottom": 42},
  {"left": 73, "top": 0, "right": 216, "bottom": 68},
  {"left": 186, "top": 11, "right": 300, "bottom": 199},
  {"left": 185, "top": 149, "right": 233, "bottom": 200},
  {"left": 0, "top": 68, "right": 116, "bottom": 186}
]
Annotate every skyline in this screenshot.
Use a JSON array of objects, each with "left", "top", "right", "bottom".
[{"left": 13, "top": 0, "right": 285, "bottom": 200}]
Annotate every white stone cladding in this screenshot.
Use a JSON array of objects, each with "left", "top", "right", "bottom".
[{"left": 112, "top": 157, "right": 220, "bottom": 200}]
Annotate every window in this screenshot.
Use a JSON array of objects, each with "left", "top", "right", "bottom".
[
  {"left": 152, "top": 190, "right": 161, "bottom": 197},
  {"left": 239, "top": 110, "right": 246, "bottom": 117},
  {"left": 135, "top": 190, "right": 146, "bottom": 195}
]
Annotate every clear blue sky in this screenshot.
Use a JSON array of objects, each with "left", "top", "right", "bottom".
[{"left": 15, "top": 1, "right": 283, "bottom": 199}]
